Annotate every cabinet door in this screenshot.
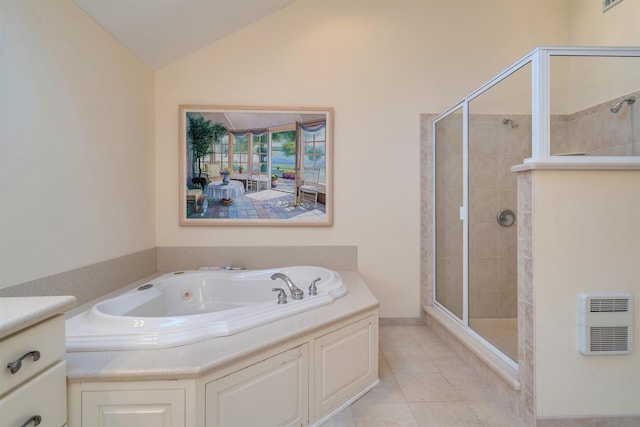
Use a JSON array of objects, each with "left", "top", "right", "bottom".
[
  {"left": 0, "top": 315, "right": 65, "bottom": 396},
  {"left": 206, "top": 344, "right": 308, "bottom": 427},
  {"left": 0, "top": 360, "right": 67, "bottom": 427},
  {"left": 314, "top": 316, "right": 378, "bottom": 419},
  {"left": 81, "top": 389, "right": 185, "bottom": 427}
]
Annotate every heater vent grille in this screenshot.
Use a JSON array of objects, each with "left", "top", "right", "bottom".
[
  {"left": 590, "top": 298, "right": 629, "bottom": 313},
  {"left": 578, "top": 293, "right": 633, "bottom": 355},
  {"left": 589, "top": 326, "right": 629, "bottom": 352}
]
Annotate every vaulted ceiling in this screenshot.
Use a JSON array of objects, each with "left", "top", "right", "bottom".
[{"left": 74, "top": 0, "right": 298, "bottom": 69}]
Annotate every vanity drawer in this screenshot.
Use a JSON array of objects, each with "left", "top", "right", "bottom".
[
  {"left": 0, "top": 314, "right": 65, "bottom": 397},
  {"left": 0, "top": 360, "right": 67, "bottom": 427}
]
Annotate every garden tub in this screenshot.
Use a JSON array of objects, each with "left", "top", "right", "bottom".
[{"left": 66, "top": 266, "right": 347, "bottom": 352}]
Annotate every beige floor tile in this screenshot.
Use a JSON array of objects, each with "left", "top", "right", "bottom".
[
  {"left": 351, "top": 403, "right": 419, "bottom": 427},
  {"left": 384, "top": 350, "right": 440, "bottom": 374},
  {"left": 440, "top": 367, "right": 486, "bottom": 389},
  {"left": 380, "top": 331, "right": 426, "bottom": 354},
  {"left": 322, "top": 325, "right": 526, "bottom": 427},
  {"left": 465, "top": 400, "right": 528, "bottom": 427},
  {"left": 352, "top": 375, "right": 407, "bottom": 406},
  {"left": 379, "top": 351, "right": 395, "bottom": 379},
  {"left": 320, "top": 407, "right": 355, "bottom": 427},
  {"left": 451, "top": 385, "right": 494, "bottom": 403},
  {"left": 415, "top": 338, "right": 458, "bottom": 359},
  {"left": 432, "top": 358, "right": 473, "bottom": 374},
  {"left": 406, "top": 325, "right": 445, "bottom": 343},
  {"left": 395, "top": 372, "right": 462, "bottom": 403},
  {"left": 409, "top": 401, "right": 483, "bottom": 427}
]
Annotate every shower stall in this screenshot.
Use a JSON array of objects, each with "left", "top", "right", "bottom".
[{"left": 428, "top": 47, "right": 640, "bottom": 367}]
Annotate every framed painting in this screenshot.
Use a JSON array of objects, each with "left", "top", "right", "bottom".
[{"left": 179, "top": 105, "right": 333, "bottom": 226}]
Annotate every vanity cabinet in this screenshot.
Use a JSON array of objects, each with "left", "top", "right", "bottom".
[{"left": 0, "top": 314, "right": 68, "bottom": 427}]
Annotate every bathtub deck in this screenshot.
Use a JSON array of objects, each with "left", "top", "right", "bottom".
[{"left": 64, "top": 270, "right": 378, "bottom": 383}]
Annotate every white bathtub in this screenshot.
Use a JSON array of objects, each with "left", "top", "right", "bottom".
[{"left": 66, "top": 266, "right": 347, "bottom": 352}]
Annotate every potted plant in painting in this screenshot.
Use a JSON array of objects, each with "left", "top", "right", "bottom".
[
  {"left": 271, "top": 174, "right": 279, "bottom": 188},
  {"left": 187, "top": 115, "right": 227, "bottom": 188}
]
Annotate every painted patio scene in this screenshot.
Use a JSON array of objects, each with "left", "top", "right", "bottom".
[{"left": 181, "top": 107, "right": 331, "bottom": 225}]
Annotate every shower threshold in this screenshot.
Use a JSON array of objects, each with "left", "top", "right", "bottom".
[{"left": 469, "top": 318, "right": 517, "bottom": 361}]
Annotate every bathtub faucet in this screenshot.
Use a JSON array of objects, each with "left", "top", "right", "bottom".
[{"left": 271, "top": 273, "right": 304, "bottom": 300}]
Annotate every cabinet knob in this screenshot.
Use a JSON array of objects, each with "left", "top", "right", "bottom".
[
  {"left": 6, "top": 350, "right": 41, "bottom": 374},
  {"left": 20, "top": 415, "right": 42, "bottom": 427}
]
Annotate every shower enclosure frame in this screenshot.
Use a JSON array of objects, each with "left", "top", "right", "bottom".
[{"left": 432, "top": 46, "right": 640, "bottom": 369}]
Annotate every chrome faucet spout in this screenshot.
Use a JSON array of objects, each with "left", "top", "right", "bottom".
[{"left": 271, "top": 273, "right": 304, "bottom": 300}]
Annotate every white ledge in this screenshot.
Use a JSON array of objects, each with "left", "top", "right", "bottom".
[{"left": 512, "top": 161, "right": 640, "bottom": 172}]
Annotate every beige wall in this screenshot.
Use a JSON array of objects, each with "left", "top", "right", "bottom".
[
  {"left": 155, "top": 0, "right": 569, "bottom": 317},
  {"left": 569, "top": 0, "right": 640, "bottom": 46},
  {"left": 564, "top": 0, "right": 640, "bottom": 113},
  {"left": 533, "top": 170, "right": 640, "bottom": 416},
  {"left": 0, "top": 0, "right": 156, "bottom": 288}
]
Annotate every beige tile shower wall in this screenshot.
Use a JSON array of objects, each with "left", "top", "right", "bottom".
[
  {"left": 551, "top": 90, "right": 640, "bottom": 156},
  {"left": 468, "top": 115, "right": 531, "bottom": 319}
]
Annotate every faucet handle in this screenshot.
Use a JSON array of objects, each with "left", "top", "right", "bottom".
[
  {"left": 308, "top": 277, "right": 321, "bottom": 296},
  {"left": 272, "top": 288, "right": 288, "bottom": 304}
]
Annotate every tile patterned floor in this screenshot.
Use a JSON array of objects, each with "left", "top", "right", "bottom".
[
  {"left": 322, "top": 324, "right": 527, "bottom": 427},
  {"left": 187, "top": 189, "right": 326, "bottom": 220}
]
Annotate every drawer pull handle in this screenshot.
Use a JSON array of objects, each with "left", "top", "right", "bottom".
[
  {"left": 20, "top": 415, "right": 42, "bottom": 427},
  {"left": 7, "top": 350, "right": 41, "bottom": 374}
]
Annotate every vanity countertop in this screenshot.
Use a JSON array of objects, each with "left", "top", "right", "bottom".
[{"left": 0, "top": 296, "right": 77, "bottom": 339}]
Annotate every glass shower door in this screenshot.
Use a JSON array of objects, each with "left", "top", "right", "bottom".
[
  {"left": 434, "top": 108, "right": 464, "bottom": 320},
  {"left": 466, "top": 63, "right": 531, "bottom": 362}
]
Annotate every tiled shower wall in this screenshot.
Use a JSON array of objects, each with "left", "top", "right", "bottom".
[
  {"left": 468, "top": 114, "right": 531, "bottom": 319},
  {"left": 429, "top": 113, "right": 531, "bottom": 320},
  {"left": 551, "top": 90, "right": 640, "bottom": 156}
]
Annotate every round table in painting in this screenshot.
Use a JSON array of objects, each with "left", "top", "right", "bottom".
[{"left": 206, "top": 180, "right": 245, "bottom": 205}]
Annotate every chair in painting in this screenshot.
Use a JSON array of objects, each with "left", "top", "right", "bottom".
[
  {"left": 204, "top": 163, "right": 222, "bottom": 183},
  {"left": 247, "top": 173, "right": 268, "bottom": 192},
  {"left": 186, "top": 187, "right": 203, "bottom": 202},
  {"left": 297, "top": 167, "right": 320, "bottom": 207}
]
